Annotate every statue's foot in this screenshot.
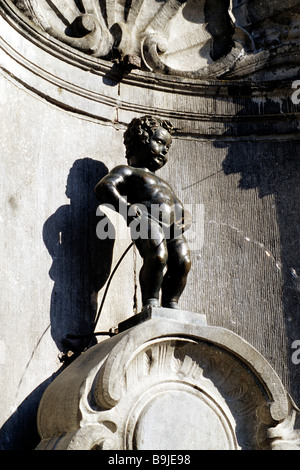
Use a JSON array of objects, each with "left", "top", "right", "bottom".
[
  {"left": 162, "top": 301, "right": 179, "bottom": 309},
  {"left": 142, "top": 298, "right": 159, "bottom": 310}
]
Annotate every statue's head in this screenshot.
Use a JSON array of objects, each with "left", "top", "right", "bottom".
[{"left": 124, "top": 115, "right": 174, "bottom": 171}]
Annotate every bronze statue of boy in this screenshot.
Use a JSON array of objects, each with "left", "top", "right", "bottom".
[{"left": 95, "top": 115, "right": 191, "bottom": 309}]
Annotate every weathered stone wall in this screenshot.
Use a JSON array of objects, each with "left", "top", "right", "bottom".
[
  {"left": 0, "top": 76, "right": 133, "bottom": 449},
  {"left": 0, "top": 0, "right": 300, "bottom": 449}
]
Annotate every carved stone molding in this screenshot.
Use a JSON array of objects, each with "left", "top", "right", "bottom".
[
  {"left": 36, "top": 308, "right": 300, "bottom": 450},
  {"left": 0, "top": 0, "right": 299, "bottom": 142},
  {"left": 12, "top": 0, "right": 242, "bottom": 78},
  {"left": 8, "top": 0, "right": 300, "bottom": 80}
]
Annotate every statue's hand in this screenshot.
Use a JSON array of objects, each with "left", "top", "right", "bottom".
[
  {"left": 127, "top": 203, "right": 144, "bottom": 225},
  {"left": 174, "top": 209, "right": 192, "bottom": 235}
]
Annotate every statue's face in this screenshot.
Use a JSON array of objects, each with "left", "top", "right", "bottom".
[{"left": 146, "top": 127, "right": 172, "bottom": 171}]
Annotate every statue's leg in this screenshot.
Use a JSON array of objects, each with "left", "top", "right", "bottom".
[
  {"left": 134, "top": 220, "right": 167, "bottom": 308},
  {"left": 161, "top": 237, "right": 191, "bottom": 309}
]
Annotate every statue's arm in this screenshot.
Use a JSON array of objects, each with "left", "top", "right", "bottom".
[{"left": 94, "top": 165, "right": 131, "bottom": 215}]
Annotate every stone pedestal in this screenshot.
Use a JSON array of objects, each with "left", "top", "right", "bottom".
[{"left": 36, "top": 308, "right": 300, "bottom": 450}]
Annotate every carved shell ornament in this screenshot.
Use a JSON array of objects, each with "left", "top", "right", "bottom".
[{"left": 14, "top": 0, "right": 246, "bottom": 78}]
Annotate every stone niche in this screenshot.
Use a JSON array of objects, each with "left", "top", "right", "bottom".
[
  {"left": 1, "top": 0, "right": 300, "bottom": 451},
  {"left": 36, "top": 309, "right": 300, "bottom": 450}
]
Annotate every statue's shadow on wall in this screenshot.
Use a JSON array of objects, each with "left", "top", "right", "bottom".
[
  {"left": 0, "top": 158, "right": 114, "bottom": 450},
  {"left": 43, "top": 157, "right": 115, "bottom": 354},
  {"left": 217, "top": 121, "right": 300, "bottom": 404}
]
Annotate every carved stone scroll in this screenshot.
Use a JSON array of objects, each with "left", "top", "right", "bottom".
[
  {"left": 36, "top": 308, "right": 300, "bottom": 450},
  {"left": 22, "top": 0, "right": 114, "bottom": 57}
]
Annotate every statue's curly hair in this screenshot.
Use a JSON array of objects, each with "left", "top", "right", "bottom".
[{"left": 124, "top": 115, "right": 173, "bottom": 162}]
